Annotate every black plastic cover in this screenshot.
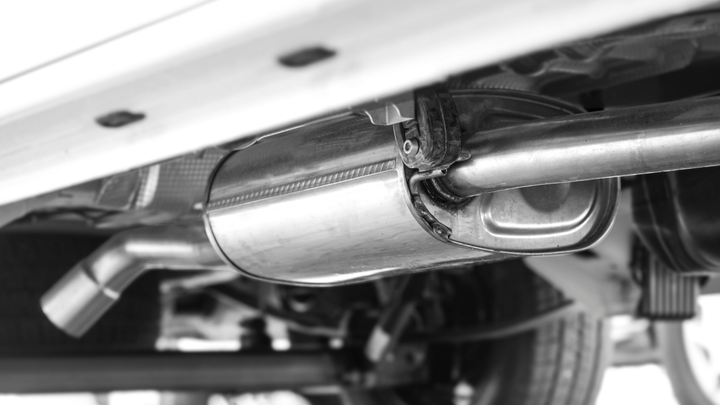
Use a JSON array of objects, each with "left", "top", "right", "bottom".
[{"left": 633, "top": 166, "right": 720, "bottom": 273}]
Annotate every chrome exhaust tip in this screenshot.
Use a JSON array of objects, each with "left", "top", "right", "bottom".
[
  {"left": 41, "top": 263, "right": 119, "bottom": 338},
  {"left": 40, "top": 225, "right": 226, "bottom": 337}
]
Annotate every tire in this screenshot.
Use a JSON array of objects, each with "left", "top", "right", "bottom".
[
  {"left": 656, "top": 294, "right": 720, "bottom": 405},
  {"left": 0, "top": 232, "right": 160, "bottom": 354},
  {"left": 466, "top": 260, "right": 611, "bottom": 405},
  {"left": 359, "top": 260, "right": 611, "bottom": 405}
]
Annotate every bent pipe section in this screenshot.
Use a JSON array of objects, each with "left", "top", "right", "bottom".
[
  {"left": 441, "top": 97, "right": 720, "bottom": 197},
  {"left": 41, "top": 225, "right": 225, "bottom": 337}
]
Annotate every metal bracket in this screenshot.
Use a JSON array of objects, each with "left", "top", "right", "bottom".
[
  {"left": 396, "top": 90, "right": 465, "bottom": 242},
  {"left": 394, "top": 90, "right": 462, "bottom": 172},
  {"left": 358, "top": 93, "right": 415, "bottom": 126},
  {"left": 408, "top": 169, "right": 453, "bottom": 240}
]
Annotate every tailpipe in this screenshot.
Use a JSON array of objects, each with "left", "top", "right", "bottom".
[{"left": 41, "top": 225, "right": 224, "bottom": 337}]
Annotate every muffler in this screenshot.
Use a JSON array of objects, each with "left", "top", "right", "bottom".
[
  {"left": 204, "top": 91, "right": 720, "bottom": 284},
  {"left": 204, "top": 91, "right": 620, "bottom": 284}
]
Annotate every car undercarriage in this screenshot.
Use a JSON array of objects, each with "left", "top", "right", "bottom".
[{"left": 4, "top": 2, "right": 720, "bottom": 404}]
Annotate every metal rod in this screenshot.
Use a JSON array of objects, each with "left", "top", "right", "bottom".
[
  {"left": 440, "top": 97, "right": 720, "bottom": 197},
  {"left": 0, "top": 352, "right": 340, "bottom": 393}
]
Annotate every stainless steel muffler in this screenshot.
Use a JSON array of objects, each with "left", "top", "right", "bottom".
[
  {"left": 203, "top": 91, "right": 620, "bottom": 285},
  {"left": 204, "top": 91, "right": 720, "bottom": 285}
]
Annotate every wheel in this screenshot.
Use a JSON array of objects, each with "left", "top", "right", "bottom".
[
  {"left": 656, "top": 294, "right": 720, "bottom": 405},
  {"left": 0, "top": 231, "right": 160, "bottom": 354},
  {"left": 342, "top": 259, "right": 611, "bottom": 405},
  {"left": 463, "top": 260, "right": 611, "bottom": 405}
]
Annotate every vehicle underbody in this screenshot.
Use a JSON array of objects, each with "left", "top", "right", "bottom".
[{"left": 4, "top": 3, "right": 720, "bottom": 404}]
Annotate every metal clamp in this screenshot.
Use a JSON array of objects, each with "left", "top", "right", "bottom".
[{"left": 408, "top": 169, "right": 453, "bottom": 240}]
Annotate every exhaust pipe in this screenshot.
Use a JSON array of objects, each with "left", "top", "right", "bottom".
[
  {"left": 41, "top": 225, "right": 225, "bottom": 337},
  {"left": 440, "top": 96, "right": 720, "bottom": 196}
]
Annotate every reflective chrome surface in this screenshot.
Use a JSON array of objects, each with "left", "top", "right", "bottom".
[
  {"left": 441, "top": 96, "right": 720, "bottom": 196},
  {"left": 41, "top": 225, "right": 225, "bottom": 337}
]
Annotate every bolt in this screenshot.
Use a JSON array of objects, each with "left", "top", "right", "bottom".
[
  {"left": 432, "top": 224, "right": 451, "bottom": 239},
  {"left": 403, "top": 139, "right": 419, "bottom": 156}
]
